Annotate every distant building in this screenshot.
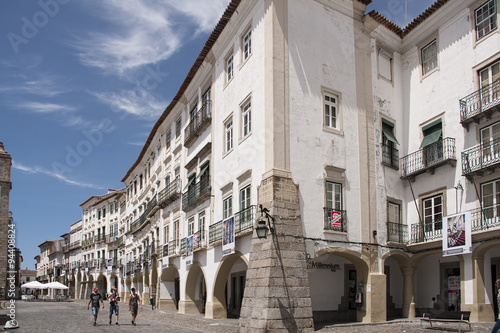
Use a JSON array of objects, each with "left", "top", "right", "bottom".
[
  {"left": 19, "top": 269, "right": 37, "bottom": 296},
  {"left": 0, "top": 142, "right": 12, "bottom": 300}
]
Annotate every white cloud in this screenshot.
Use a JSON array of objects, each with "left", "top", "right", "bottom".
[
  {"left": 72, "top": 0, "right": 229, "bottom": 75},
  {"left": 0, "top": 74, "right": 69, "bottom": 97},
  {"left": 14, "top": 102, "right": 93, "bottom": 128},
  {"left": 91, "top": 90, "right": 166, "bottom": 120},
  {"left": 17, "top": 102, "right": 76, "bottom": 114},
  {"left": 12, "top": 161, "right": 105, "bottom": 189}
]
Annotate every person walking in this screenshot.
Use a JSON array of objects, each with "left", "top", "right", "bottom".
[
  {"left": 108, "top": 287, "right": 120, "bottom": 326},
  {"left": 128, "top": 287, "right": 142, "bottom": 326},
  {"left": 87, "top": 287, "right": 104, "bottom": 326},
  {"left": 492, "top": 278, "right": 500, "bottom": 333}
]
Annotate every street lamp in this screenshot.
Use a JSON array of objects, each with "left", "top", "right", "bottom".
[{"left": 255, "top": 205, "right": 275, "bottom": 239}]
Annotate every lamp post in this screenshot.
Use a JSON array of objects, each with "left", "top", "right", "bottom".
[
  {"left": 255, "top": 205, "right": 275, "bottom": 239},
  {"left": 455, "top": 180, "right": 463, "bottom": 214}
]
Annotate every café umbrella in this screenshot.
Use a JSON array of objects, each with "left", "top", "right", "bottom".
[
  {"left": 45, "top": 281, "right": 69, "bottom": 289},
  {"left": 20, "top": 281, "right": 48, "bottom": 289}
]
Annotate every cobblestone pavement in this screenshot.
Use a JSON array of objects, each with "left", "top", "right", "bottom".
[{"left": 1, "top": 300, "right": 496, "bottom": 332}]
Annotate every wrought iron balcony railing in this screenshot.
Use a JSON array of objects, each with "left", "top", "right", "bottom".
[
  {"left": 158, "top": 178, "right": 181, "bottom": 208},
  {"left": 470, "top": 204, "right": 500, "bottom": 231},
  {"left": 209, "top": 205, "right": 257, "bottom": 244},
  {"left": 386, "top": 222, "right": 408, "bottom": 244},
  {"left": 180, "top": 230, "right": 207, "bottom": 255},
  {"left": 184, "top": 101, "right": 212, "bottom": 147},
  {"left": 106, "top": 234, "right": 119, "bottom": 243},
  {"left": 323, "top": 208, "right": 347, "bottom": 232},
  {"left": 462, "top": 137, "right": 500, "bottom": 176},
  {"left": 382, "top": 143, "right": 399, "bottom": 169},
  {"left": 460, "top": 79, "right": 500, "bottom": 127},
  {"left": 410, "top": 218, "right": 443, "bottom": 244},
  {"left": 400, "top": 138, "right": 456, "bottom": 179},
  {"left": 130, "top": 197, "right": 157, "bottom": 233},
  {"left": 182, "top": 176, "right": 210, "bottom": 211},
  {"left": 169, "top": 239, "right": 180, "bottom": 256}
]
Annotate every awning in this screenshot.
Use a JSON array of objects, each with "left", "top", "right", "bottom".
[
  {"left": 183, "top": 176, "right": 196, "bottom": 190},
  {"left": 197, "top": 163, "right": 209, "bottom": 179},
  {"left": 382, "top": 124, "right": 399, "bottom": 145},
  {"left": 420, "top": 129, "right": 442, "bottom": 148}
]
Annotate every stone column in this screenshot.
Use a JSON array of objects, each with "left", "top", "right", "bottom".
[
  {"left": 238, "top": 171, "right": 314, "bottom": 332},
  {"left": 471, "top": 254, "right": 494, "bottom": 322},
  {"left": 402, "top": 267, "right": 416, "bottom": 318}
]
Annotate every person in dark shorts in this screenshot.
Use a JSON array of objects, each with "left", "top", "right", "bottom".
[
  {"left": 128, "top": 287, "right": 142, "bottom": 326},
  {"left": 87, "top": 287, "right": 104, "bottom": 326},
  {"left": 108, "top": 287, "right": 121, "bottom": 326}
]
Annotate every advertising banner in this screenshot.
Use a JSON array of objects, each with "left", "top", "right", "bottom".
[
  {"left": 107, "top": 259, "right": 113, "bottom": 274},
  {"left": 442, "top": 211, "right": 472, "bottom": 257},
  {"left": 331, "top": 211, "right": 342, "bottom": 230},
  {"left": 186, "top": 235, "right": 194, "bottom": 266},
  {"left": 162, "top": 244, "right": 169, "bottom": 269},
  {"left": 222, "top": 216, "right": 235, "bottom": 257}
]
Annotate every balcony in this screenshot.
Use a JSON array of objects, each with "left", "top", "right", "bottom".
[
  {"left": 95, "top": 233, "right": 106, "bottom": 244},
  {"left": 130, "top": 197, "right": 157, "bottom": 233},
  {"left": 106, "top": 234, "right": 119, "bottom": 243},
  {"left": 184, "top": 101, "right": 212, "bottom": 147},
  {"left": 386, "top": 222, "right": 408, "bottom": 244},
  {"left": 400, "top": 138, "right": 456, "bottom": 180},
  {"left": 460, "top": 80, "right": 500, "bottom": 130},
  {"left": 182, "top": 176, "right": 211, "bottom": 212},
  {"left": 323, "top": 208, "right": 347, "bottom": 233},
  {"left": 69, "top": 240, "right": 81, "bottom": 250},
  {"left": 158, "top": 178, "right": 181, "bottom": 208},
  {"left": 470, "top": 204, "right": 500, "bottom": 232},
  {"left": 180, "top": 230, "right": 207, "bottom": 255},
  {"left": 462, "top": 138, "right": 500, "bottom": 178},
  {"left": 169, "top": 239, "right": 180, "bottom": 256},
  {"left": 116, "top": 235, "right": 124, "bottom": 247},
  {"left": 209, "top": 205, "right": 256, "bottom": 245},
  {"left": 410, "top": 219, "right": 442, "bottom": 244}
]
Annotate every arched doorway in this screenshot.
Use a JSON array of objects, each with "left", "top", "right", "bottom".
[
  {"left": 381, "top": 251, "right": 409, "bottom": 320},
  {"left": 159, "top": 265, "right": 179, "bottom": 310},
  {"left": 211, "top": 252, "right": 248, "bottom": 319},
  {"left": 183, "top": 262, "right": 207, "bottom": 314}
]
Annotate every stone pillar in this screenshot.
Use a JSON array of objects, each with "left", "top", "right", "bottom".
[
  {"left": 470, "top": 255, "right": 494, "bottom": 322},
  {"left": 402, "top": 267, "right": 416, "bottom": 318},
  {"left": 0, "top": 142, "right": 12, "bottom": 300},
  {"left": 365, "top": 273, "right": 386, "bottom": 322},
  {"left": 238, "top": 171, "right": 314, "bottom": 332}
]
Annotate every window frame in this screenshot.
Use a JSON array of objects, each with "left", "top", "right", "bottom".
[
  {"left": 241, "top": 25, "right": 252, "bottom": 63},
  {"left": 239, "top": 185, "right": 251, "bottom": 211},
  {"left": 475, "top": 0, "right": 498, "bottom": 41},
  {"left": 175, "top": 118, "right": 181, "bottom": 139},
  {"left": 377, "top": 47, "right": 393, "bottom": 83},
  {"left": 223, "top": 196, "right": 233, "bottom": 219},
  {"left": 241, "top": 97, "right": 252, "bottom": 139},
  {"left": 224, "top": 116, "right": 234, "bottom": 155},
  {"left": 166, "top": 130, "right": 171, "bottom": 149},
  {"left": 226, "top": 52, "right": 234, "bottom": 84},
  {"left": 381, "top": 118, "right": 399, "bottom": 169},
  {"left": 322, "top": 88, "right": 343, "bottom": 135},
  {"left": 420, "top": 38, "right": 439, "bottom": 78}
]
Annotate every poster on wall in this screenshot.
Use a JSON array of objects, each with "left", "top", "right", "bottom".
[
  {"left": 162, "top": 244, "right": 169, "bottom": 269},
  {"left": 222, "top": 216, "right": 235, "bottom": 257},
  {"left": 107, "top": 259, "right": 113, "bottom": 274},
  {"left": 442, "top": 211, "right": 472, "bottom": 257},
  {"left": 186, "top": 235, "right": 194, "bottom": 266}
]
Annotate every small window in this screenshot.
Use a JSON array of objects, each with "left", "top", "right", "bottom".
[
  {"left": 225, "top": 118, "right": 233, "bottom": 153},
  {"left": 476, "top": 0, "right": 497, "bottom": 40},
  {"left": 387, "top": 202, "right": 400, "bottom": 224},
  {"left": 242, "top": 28, "right": 252, "bottom": 61},
  {"left": 240, "top": 185, "right": 251, "bottom": 211},
  {"left": 175, "top": 118, "right": 181, "bottom": 138},
  {"left": 166, "top": 131, "right": 171, "bottom": 149},
  {"left": 324, "top": 92, "right": 340, "bottom": 130},
  {"left": 223, "top": 196, "right": 233, "bottom": 219},
  {"left": 226, "top": 53, "right": 234, "bottom": 82},
  {"left": 326, "top": 181, "right": 342, "bottom": 211},
  {"left": 421, "top": 39, "right": 437, "bottom": 76},
  {"left": 198, "top": 211, "right": 205, "bottom": 234},
  {"left": 378, "top": 47, "right": 393, "bottom": 82},
  {"left": 242, "top": 99, "right": 252, "bottom": 137},
  {"left": 420, "top": 119, "right": 443, "bottom": 166},
  {"left": 381, "top": 119, "right": 399, "bottom": 169},
  {"left": 188, "top": 217, "right": 194, "bottom": 236},
  {"left": 422, "top": 194, "right": 443, "bottom": 235}
]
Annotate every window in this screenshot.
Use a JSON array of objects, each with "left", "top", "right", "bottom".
[
  {"left": 175, "top": 118, "right": 181, "bottom": 138},
  {"left": 420, "top": 119, "right": 443, "bottom": 166},
  {"left": 202, "top": 88, "right": 211, "bottom": 116},
  {"left": 133, "top": 180, "right": 137, "bottom": 195},
  {"left": 378, "top": 47, "right": 393, "bottom": 81},
  {"left": 174, "top": 166, "right": 180, "bottom": 179},
  {"left": 242, "top": 100, "right": 252, "bottom": 137},
  {"left": 115, "top": 202, "right": 118, "bottom": 212},
  {"left": 188, "top": 217, "right": 194, "bottom": 236},
  {"left": 174, "top": 220, "right": 179, "bottom": 247},
  {"left": 480, "top": 122, "right": 500, "bottom": 164},
  {"left": 226, "top": 53, "right": 234, "bottom": 82},
  {"left": 476, "top": 0, "right": 497, "bottom": 40},
  {"left": 242, "top": 28, "right": 252, "bottom": 60},
  {"left": 325, "top": 181, "right": 343, "bottom": 232},
  {"left": 198, "top": 211, "right": 205, "bottom": 234},
  {"left": 166, "top": 131, "right": 171, "bottom": 149},
  {"left": 421, "top": 39, "right": 437, "bottom": 76},
  {"left": 482, "top": 179, "right": 500, "bottom": 220},
  {"left": 102, "top": 208, "right": 106, "bottom": 218},
  {"left": 381, "top": 119, "right": 399, "bottom": 169},
  {"left": 225, "top": 118, "right": 233, "bottom": 153},
  {"left": 97, "top": 210, "right": 101, "bottom": 220},
  {"left": 324, "top": 92, "right": 339, "bottom": 130},
  {"left": 240, "top": 185, "right": 251, "bottom": 211},
  {"left": 388, "top": 202, "right": 400, "bottom": 224},
  {"left": 326, "top": 181, "right": 342, "bottom": 211},
  {"left": 479, "top": 60, "right": 500, "bottom": 105},
  {"left": 422, "top": 194, "right": 443, "bottom": 236},
  {"left": 223, "top": 196, "right": 233, "bottom": 219},
  {"left": 139, "top": 174, "right": 143, "bottom": 189},
  {"left": 387, "top": 201, "right": 402, "bottom": 243},
  {"left": 163, "top": 225, "right": 169, "bottom": 244}
]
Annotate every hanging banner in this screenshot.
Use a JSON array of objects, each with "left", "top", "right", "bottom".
[
  {"left": 140, "top": 254, "right": 144, "bottom": 272},
  {"left": 443, "top": 211, "right": 472, "bottom": 257},
  {"left": 222, "top": 216, "right": 235, "bottom": 257},
  {"left": 186, "top": 235, "right": 194, "bottom": 266},
  {"left": 107, "top": 259, "right": 113, "bottom": 274},
  {"left": 162, "top": 244, "right": 169, "bottom": 269},
  {"left": 131, "top": 262, "right": 135, "bottom": 278},
  {"left": 96, "top": 258, "right": 101, "bottom": 272},
  {"left": 85, "top": 261, "right": 89, "bottom": 274}
]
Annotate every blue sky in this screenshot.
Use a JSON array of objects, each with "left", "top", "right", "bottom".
[{"left": 0, "top": 0, "right": 434, "bottom": 270}]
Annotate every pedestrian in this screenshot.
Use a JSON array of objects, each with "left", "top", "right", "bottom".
[
  {"left": 87, "top": 286, "right": 104, "bottom": 326},
  {"left": 492, "top": 278, "right": 500, "bottom": 333},
  {"left": 128, "top": 287, "right": 142, "bottom": 326},
  {"left": 108, "top": 287, "right": 120, "bottom": 326}
]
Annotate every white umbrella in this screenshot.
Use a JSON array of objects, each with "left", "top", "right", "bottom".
[
  {"left": 45, "top": 281, "right": 69, "bottom": 289},
  {"left": 20, "top": 281, "right": 48, "bottom": 289}
]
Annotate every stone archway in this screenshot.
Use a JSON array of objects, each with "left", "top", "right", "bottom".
[
  {"left": 381, "top": 250, "right": 411, "bottom": 319},
  {"left": 159, "top": 265, "right": 179, "bottom": 310},
  {"left": 181, "top": 261, "right": 207, "bottom": 314},
  {"left": 210, "top": 251, "right": 248, "bottom": 319}
]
